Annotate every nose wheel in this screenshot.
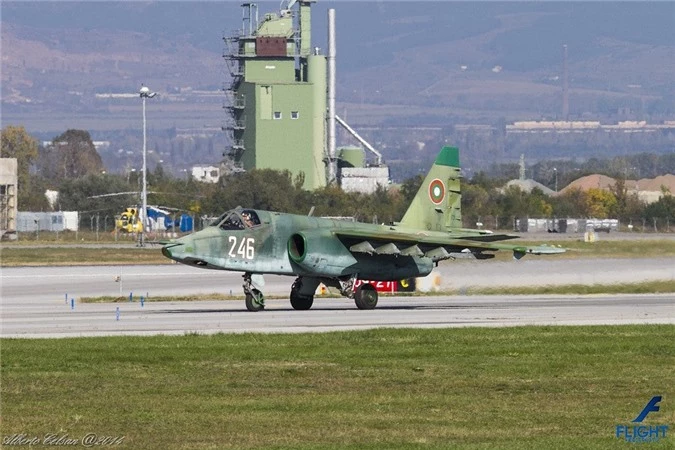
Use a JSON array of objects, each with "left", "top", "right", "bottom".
[
  {"left": 243, "top": 273, "right": 265, "bottom": 312},
  {"left": 245, "top": 289, "right": 264, "bottom": 312}
]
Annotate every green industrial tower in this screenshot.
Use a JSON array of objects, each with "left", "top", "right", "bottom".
[{"left": 223, "top": 1, "right": 327, "bottom": 189}]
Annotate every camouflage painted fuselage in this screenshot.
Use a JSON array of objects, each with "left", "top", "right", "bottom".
[{"left": 163, "top": 209, "right": 435, "bottom": 281}]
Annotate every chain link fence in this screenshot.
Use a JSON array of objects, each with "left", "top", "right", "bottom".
[
  {"left": 12, "top": 211, "right": 674, "bottom": 241},
  {"left": 14, "top": 212, "right": 211, "bottom": 242},
  {"left": 464, "top": 215, "right": 673, "bottom": 233}
]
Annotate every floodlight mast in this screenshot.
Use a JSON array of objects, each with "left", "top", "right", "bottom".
[{"left": 139, "top": 84, "right": 156, "bottom": 247}]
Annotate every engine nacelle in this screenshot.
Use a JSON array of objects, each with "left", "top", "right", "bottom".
[{"left": 287, "top": 230, "right": 357, "bottom": 277}]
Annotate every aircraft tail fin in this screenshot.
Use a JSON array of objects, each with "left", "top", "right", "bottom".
[{"left": 400, "top": 146, "right": 462, "bottom": 231}]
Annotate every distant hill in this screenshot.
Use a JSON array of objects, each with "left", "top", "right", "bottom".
[
  {"left": 3, "top": 2, "right": 673, "bottom": 128},
  {"left": 561, "top": 173, "right": 675, "bottom": 204},
  {"left": 1, "top": 1, "right": 673, "bottom": 177}
]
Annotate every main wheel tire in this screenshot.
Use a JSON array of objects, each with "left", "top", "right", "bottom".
[
  {"left": 245, "top": 289, "right": 265, "bottom": 312},
  {"left": 354, "top": 284, "right": 378, "bottom": 310},
  {"left": 290, "top": 291, "right": 314, "bottom": 310}
]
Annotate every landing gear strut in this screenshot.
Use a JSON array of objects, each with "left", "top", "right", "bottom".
[
  {"left": 243, "top": 273, "right": 265, "bottom": 312},
  {"left": 289, "top": 277, "right": 316, "bottom": 310},
  {"left": 337, "top": 274, "right": 358, "bottom": 298}
]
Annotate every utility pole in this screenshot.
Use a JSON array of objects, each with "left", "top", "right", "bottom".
[{"left": 139, "top": 85, "right": 156, "bottom": 247}]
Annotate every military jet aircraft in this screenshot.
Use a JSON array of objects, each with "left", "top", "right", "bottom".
[{"left": 162, "top": 146, "right": 563, "bottom": 311}]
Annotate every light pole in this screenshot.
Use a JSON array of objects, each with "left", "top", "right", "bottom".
[
  {"left": 553, "top": 167, "right": 558, "bottom": 193},
  {"left": 139, "top": 85, "right": 156, "bottom": 247}
]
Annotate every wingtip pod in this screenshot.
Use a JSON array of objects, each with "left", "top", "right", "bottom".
[{"left": 513, "top": 245, "right": 566, "bottom": 260}]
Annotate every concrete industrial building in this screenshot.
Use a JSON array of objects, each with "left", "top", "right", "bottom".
[
  {"left": 0, "top": 158, "right": 18, "bottom": 240},
  {"left": 222, "top": 1, "right": 388, "bottom": 192}
]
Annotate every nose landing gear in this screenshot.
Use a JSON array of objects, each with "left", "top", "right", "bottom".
[{"left": 243, "top": 273, "right": 265, "bottom": 312}]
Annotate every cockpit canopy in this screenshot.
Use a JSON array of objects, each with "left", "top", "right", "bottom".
[{"left": 211, "top": 209, "right": 261, "bottom": 230}]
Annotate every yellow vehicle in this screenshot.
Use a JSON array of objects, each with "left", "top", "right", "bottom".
[{"left": 115, "top": 207, "right": 143, "bottom": 233}]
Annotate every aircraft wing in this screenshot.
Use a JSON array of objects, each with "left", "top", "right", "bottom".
[{"left": 334, "top": 229, "right": 565, "bottom": 261}]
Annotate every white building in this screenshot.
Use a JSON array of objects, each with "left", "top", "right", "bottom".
[
  {"left": 191, "top": 165, "right": 220, "bottom": 183},
  {"left": 17, "top": 211, "right": 79, "bottom": 232}
]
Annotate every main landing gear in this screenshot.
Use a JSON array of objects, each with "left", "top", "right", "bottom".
[
  {"left": 242, "top": 273, "right": 379, "bottom": 312},
  {"left": 353, "top": 283, "right": 378, "bottom": 310},
  {"left": 337, "top": 275, "right": 379, "bottom": 310},
  {"left": 289, "top": 277, "right": 323, "bottom": 310},
  {"left": 287, "top": 275, "right": 379, "bottom": 311}
]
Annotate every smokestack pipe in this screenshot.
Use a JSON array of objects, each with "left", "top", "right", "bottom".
[{"left": 327, "top": 8, "right": 337, "bottom": 184}]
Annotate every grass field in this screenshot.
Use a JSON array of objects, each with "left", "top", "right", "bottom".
[
  {"left": 2, "top": 326, "right": 674, "bottom": 449},
  {"left": 465, "top": 280, "right": 675, "bottom": 295}
]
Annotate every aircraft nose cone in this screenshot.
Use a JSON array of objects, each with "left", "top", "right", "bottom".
[{"left": 161, "top": 239, "right": 186, "bottom": 259}]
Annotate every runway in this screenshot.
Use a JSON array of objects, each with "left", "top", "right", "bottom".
[
  {"left": 2, "top": 293, "right": 674, "bottom": 338},
  {"left": 2, "top": 260, "right": 674, "bottom": 338}
]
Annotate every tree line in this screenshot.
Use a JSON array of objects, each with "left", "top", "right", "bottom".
[{"left": 2, "top": 126, "right": 673, "bottom": 231}]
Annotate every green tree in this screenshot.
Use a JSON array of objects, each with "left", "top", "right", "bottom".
[
  {"left": 462, "top": 183, "right": 494, "bottom": 217},
  {"left": 585, "top": 188, "right": 618, "bottom": 219},
  {"left": 399, "top": 174, "right": 423, "bottom": 205},
  {"left": 610, "top": 178, "right": 645, "bottom": 220},
  {"left": 310, "top": 186, "right": 356, "bottom": 218},
  {"left": 527, "top": 188, "right": 553, "bottom": 217},
  {"left": 644, "top": 193, "right": 675, "bottom": 221},
  {"left": 19, "top": 176, "right": 51, "bottom": 211},
  {"left": 552, "top": 188, "right": 584, "bottom": 217},
  {"left": 57, "top": 173, "right": 134, "bottom": 215},
  {"left": 38, "top": 129, "right": 104, "bottom": 182},
  {"left": 204, "top": 169, "right": 303, "bottom": 215},
  {"left": 1, "top": 125, "right": 40, "bottom": 208},
  {"left": 496, "top": 185, "right": 530, "bottom": 218}
]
